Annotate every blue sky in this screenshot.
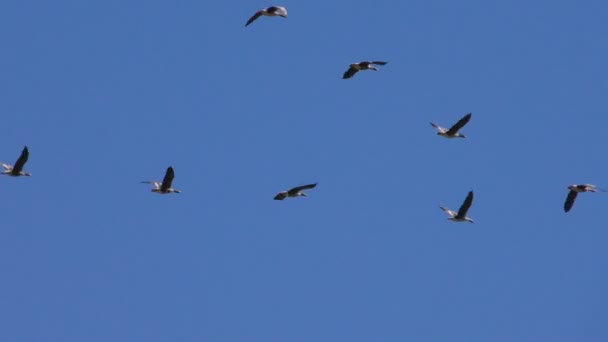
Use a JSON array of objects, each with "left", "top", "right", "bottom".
[{"left": 1, "top": 0, "right": 607, "bottom": 341}]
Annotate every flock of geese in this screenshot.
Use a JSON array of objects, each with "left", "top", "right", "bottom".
[{"left": 2, "top": 5, "right": 603, "bottom": 220}]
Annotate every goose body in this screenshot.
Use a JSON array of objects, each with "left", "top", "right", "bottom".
[
  {"left": 2, "top": 146, "right": 31, "bottom": 177},
  {"left": 274, "top": 183, "right": 317, "bottom": 200},
  {"left": 246, "top": 6, "right": 288, "bottom": 27},
  {"left": 142, "top": 166, "right": 181, "bottom": 194},
  {"left": 440, "top": 191, "right": 474, "bottom": 223},
  {"left": 431, "top": 113, "right": 472, "bottom": 138},
  {"left": 564, "top": 184, "right": 600, "bottom": 212},
  {"left": 343, "top": 61, "right": 387, "bottom": 79}
]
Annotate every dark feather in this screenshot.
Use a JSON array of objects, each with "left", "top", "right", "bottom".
[
  {"left": 371, "top": 61, "right": 387, "bottom": 66},
  {"left": 274, "top": 192, "right": 288, "bottom": 200},
  {"left": 12, "top": 146, "right": 29, "bottom": 173},
  {"left": 245, "top": 11, "right": 263, "bottom": 26},
  {"left": 160, "top": 166, "right": 175, "bottom": 192},
  {"left": 343, "top": 67, "right": 358, "bottom": 79},
  {"left": 564, "top": 190, "right": 578, "bottom": 212},
  {"left": 446, "top": 113, "right": 472, "bottom": 136},
  {"left": 287, "top": 183, "right": 317, "bottom": 196},
  {"left": 456, "top": 191, "right": 474, "bottom": 218}
]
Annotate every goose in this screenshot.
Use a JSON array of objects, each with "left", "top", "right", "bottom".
[
  {"left": 142, "top": 166, "right": 181, "bottom": 194},
  {"left": 245, "top": 6, "right": 288, "bottom": 27},
  {"left": 274, "top": 183, "right": 317, "bottom": 200},
  {"left": 342, "top": 61, "right": 387, "bottom": 79},
  {"left": 431, "top": 113, "right": 472, "bottom": 138},
  {"left": 440, "top": 191, "right": 474, "bottom": 223},
  {"left": 2, "top": 146, "right": 31, "bottom": 177},
  {"left": 563, "top": 184, "right": 603, "bottom": 212}
]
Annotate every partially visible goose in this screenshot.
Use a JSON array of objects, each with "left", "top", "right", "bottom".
[
  {"left": 274, "top": 183, "right": 317, "bottom": 200},
  {"left": 431, "top": 113, "right": 472, "bottom": 138},
  {"left": 440, "top": 191, "right": 475, "bottom": 223},
  {"left": 343, "top": 61, "right": 387, "bottom": 79},
  {"left": 2, "top": 146, "right": 31, "bottom": 177},
  {"left": 564, "top": 184, "right": 603, "bottom": 212},
  {"left": 142, "top": 166, "right": 181, "bottom": 194},
  {"left": 245, "top": 6, "right": 288, "bottom": 27}
]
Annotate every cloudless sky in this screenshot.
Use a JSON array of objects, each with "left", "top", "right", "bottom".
[{"left": 1, "top": 0, "right": 607, "bottom": 341}]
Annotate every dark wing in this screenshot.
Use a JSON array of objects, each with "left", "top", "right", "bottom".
[
  {"left": 287, "top": 183, "right": 317, "bottom": 196},
  {"left": 564, "top": 190, "right": 578, "bottom": 212},
  {"left": 446, "top": 113, "right": 472, "bottom": 135},
  {"left": 274, "top": 192, "right": 287, "bottom": 200},
  {"left": 267, "top": 6, "right": 279, "bottom": 13},
  {"left": 371, "top": 61, "right": 387, "bottom": 66},
  {"left": 456, "top": 191, "right": 474, "bottom": 218},
  {"left": 245, "top": 11, "right": 263, "bottom": 26},
  {"left": 343, "top": 67, "right": 358, "bottom": 79},
  {"left": 13, "top": 146, "right": 29, "bottom": 173},
  {"left": 160, "top": 166, "right": 175, "bottom": 191}
]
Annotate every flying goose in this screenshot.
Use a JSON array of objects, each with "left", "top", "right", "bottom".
[
  {"left": 245, "top": 6, "right": 288, "bottom": 27},
  {"left": 342, "top": 61, "right": 387, "bottom": 79},
  {"left": 440, "top": 191, "right": 475, "bottom": 223},
  {"left": 563, "top": 184, "right": 603, "bottom": 212},
  {"left": 431, "top": 113, "right": 472, "bottom": 138},
  {"left": 2, "top": 146, "right": 31, "bottom": 177},
  {"left": 142, "top": 166, "right": 181, "bottom": 194},
  {"left": 274, "top": 183, "right": 317, "bottom": 200}
]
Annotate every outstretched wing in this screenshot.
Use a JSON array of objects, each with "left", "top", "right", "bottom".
[
  {"left": 13, "top": 146, "right": 29, "bottom": 173},
  {"left": 371, "top": 61, "right": 387, "bottom": 66},
  {"left": 274, "top": 192, "right": 288, "bottom": 200},
  {"left": 440, "top": 206, "right": 457, "bottom": 218},
  {"left": 343, "top": 67, "right": 358, "bottom": 79},
  {"left": 579, "top": 184, "right": 598, "bottom": 192},
  {"left": 245, "top": 11, "right": 263, "bottom": 26},
  {"left": 142, "top": 181, "right": 161, "bottom": 188},
  {"left": 564, "top": 190, "right": 578, "bottom": 212},
  {"left": 160, "top": 166, "right": 175, "bottom": 191},
  {"left": 456, "top": 191, "right": 474, "bottom": 218},
  {"left": 430, "top": 122, "right": 446, "bottom": 132},
  {"left": 446, "top": 113, "right": 472, "bottom": 136},
  {"left": 287, "top": 183, "right": 317, "bottom": 196}
]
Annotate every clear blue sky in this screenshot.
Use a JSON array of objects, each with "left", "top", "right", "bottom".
[{"left": 1, "top": 0, "right": 607, "bottom": 341}]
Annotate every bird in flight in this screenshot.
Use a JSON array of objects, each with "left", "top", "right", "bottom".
[
  {"left": 245, "top": 6, "right": 288, "bottom": 27},
  {"left": 274, "top": 183, "right": 317, "bottom": 200},
  {"left": 563, "top": 184, "right": 603, "bottom": 212},
  {"left": 2, "top": 146, "right": 32, "bottom": 177},
  {"left": 431, "top": 113, "right": 472, "bottom": 138},
  {"left": 142, "top": 166, "right": 181, "bottom": 194},
  {"left": 342, "top": 61, "right": 388, "bottom": 79},
  {"left": 440, "top": 191, "right": 475, "bottom": 223}
]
